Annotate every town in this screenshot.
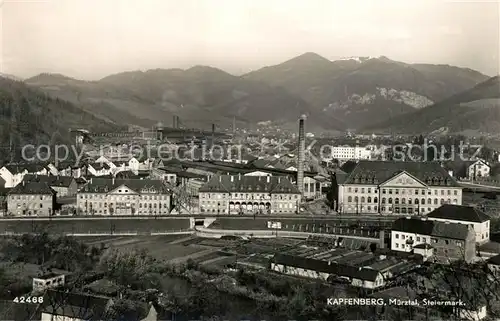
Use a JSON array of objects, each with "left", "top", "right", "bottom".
[{"left": 0, "top": 114, "right": 499, "bottom": 320}]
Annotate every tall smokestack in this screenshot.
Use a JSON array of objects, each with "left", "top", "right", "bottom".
[
  {"left": 297, "top": 115, "right": 306, "bottom": 196},
  {"left": 211, "top": 124, "right": 215, "bottom": 145},
  {"left": 172, "top": 115, "right": 177, "bottom": 128}
]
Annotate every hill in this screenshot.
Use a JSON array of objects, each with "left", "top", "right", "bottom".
[
  {"left": 243, "top": 53, "right": 488, "bottom": 129},
  {"left": 27, "top": 68, "right": 346, "bottom": 131},
  {"left": 364, "top": 76, "right": 500, "bottom": 135},
  {"left": 0, "top": 76, "right": 118, "bottom": 161}
]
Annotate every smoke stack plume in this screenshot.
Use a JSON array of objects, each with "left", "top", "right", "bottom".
[{"left": 297, "top": 115, "right": 306, "bottom": 195}]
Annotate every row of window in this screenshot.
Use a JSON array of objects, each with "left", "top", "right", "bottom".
[
  {"left": 394, "top": 234, "right": 464, "bottom": 246},
  {"left": 346, "top": 187, "right": 459, "bottom": 196},
  {"left": 342, "top": 206, "right": 436, "bottom": 214},
  {"left": 82, "top": 202, "right": 169, "bottom": 208},
  {"left": 80, "top": 194, "right": 169, "bottom": 200},
  {"left": 200, "top": 193, "right": 299, "bottom": 200},
  {"left": 347, "top": 196, "right": 458, "bottom": 205},
  {"left": 10, "top": 195, "right": 49, "bottom": 200}
]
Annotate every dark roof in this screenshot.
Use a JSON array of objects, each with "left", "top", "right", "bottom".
[
  {"left": 80, "top": 178, "right": 169, "bottom": 194},
  {"left": 176, "top": 171, "right": 208, "bottom": 180},
  {"left": 8, "top": 181, "right": 56, "bottom": 195},
  {"left": 488, "top": 253, "right": 500, "bottom": 265},
  {"left": 0, "top": 187, "right": 11, "bottom": 196},
  {"left": 40, "top": 290, "right": 111, "bottom": 320},
  {"left": 24, "top": 174, "right": 75, "bottom": 187},
  {"left": 36, "top": 272, "right": 64, "bottom": 279},
  {"left": 89, "top": 162, "right": 110, "bottom": 170},
  {"left": 427, "top": 204, "right": 491, "bottom": 223},
  {"left": 343, "top": 160, "right": 460, "bottom": 187},
  {"left": 273, "top": 253, "right": 380, "bottom": 281},
  {"left": 3, "top": 163, "right": 47, "bottom": 174},
  {"left": 199, "top": 175, "right": 300, "bottom": 194},
  {"left": 0, "top": 176, "right": 5, "bottom": 188},
  {"left": 392, "top": 217, "right": 471, "bottom": 240}
]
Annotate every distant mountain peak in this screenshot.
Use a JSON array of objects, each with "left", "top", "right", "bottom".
[
  {"left": 336, "top": 56, "right": 378, "bottom": 63},
  {"left": 284, "top": 52, "right": 332, "bottom": 65}
]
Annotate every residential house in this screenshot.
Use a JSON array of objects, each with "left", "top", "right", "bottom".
[
  {"left": 338, "top": 161, "right": 463, "bottom": 215},
  {"left": 0, "top": 163, "right": 48, "bottom": 188},
  {"left": 391, "top": 217, "right": 476, "bottom": 263},
  {"left": 7, "top": 181, "right": 56, "bottom": 216},
  {"left": 199, "top": 175, "right": 301, "bottom": 215},
  {"left": 466, "top": 159, "right": 490, "bottom": 180},
  {"left": 24, "top": 174, "right": 78, "bottom": 197},
  {"left": 87, "top": 162, "right": 112, "bottom": 176},
  {"left": 77, "top": 178, "right": 171, "bottom": 215},
  {"left": 426, "top": 204, "right": 491, "bottom": 244},
  {"left": 151, "top": 167, "right": 178, "bottom": 185}
]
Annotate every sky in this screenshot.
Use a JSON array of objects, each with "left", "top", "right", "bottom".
[{"left": 1, "top": 0, "right": 499, "bottom": 80}]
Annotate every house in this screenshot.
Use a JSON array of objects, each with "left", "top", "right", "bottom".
[
  {"left": 426, "top": 204, "right": 491, "bottom": 244},
  {"left": 412, "top": 243, "right": 434, "bottom": 261},
  {"left": 7, "top": 181, "right": 56, "bottom": 216},
  {"left": 198, "top": 175, "right": 301, "bottom": 215},
  {"left": 338, "top": 161, "right": 463, "bottom": 215},
  {"left": 76, "top": 178, "right": 171, "bottom": 215},
  {"left": 488, "top": 254, "right": 500, "bottom": 276},
  {"left": 391, "top": 217, "right": 476, "bottom": 263},
  {"left": 466, "top": 159, "right": 490, "bottom": 180},
  {"left": 330, "top": 145, "right": 372, "bottom": 161},
  {"left": 32, "top": 273, "right": 65, "bottom": 293},
  {"left": 23, "top": 174, "right": 78, "bottom": 197},
  {"left": 151, "top": 168, "right": 178, "bottom": 185},
  {"left": 0, "top": 163, "right": 48, "bottom": 188},
  {"left": 87, "top": 162, "right": 112, "bottom": 176}
]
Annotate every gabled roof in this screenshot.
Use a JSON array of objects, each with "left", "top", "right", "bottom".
[
  {"left": 3, "top": 163, "right": 47, "bottom": 174},
  {"left": 80, "top": 178, "right": 169, "bottom": 194},
  {"left": 9, "top": 181, "right": 56, "bottom": 195},
  {"left": 427, "top": 204, "right": 491, "bottom": 223},
  {"left": 40, "top": 290, "right": 111, "bottom": 321},
  {"left": 343, "top": 161, "right": 460, "bottom": 187},
  {"left": 199, "top": 175, "right": 300, "bottom": 194},
  {"left": 24, "top": 174, "right": 75, "bottom": 188},
  {"left": 488, "top": 253, "right": 500, "bottom": 265},
  {"left": 392, "top": 217, "right": 471, "bottom": 240},
  {"left": 89, "top": 162, "right": 111, "bottom": 170}
]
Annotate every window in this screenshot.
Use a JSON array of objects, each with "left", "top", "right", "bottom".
[
  {"left": 431, "top": 238, "right": 438, "bottom": 243},
  {"left": 348, "top": 187, "right": 352, "bottom": 192},
  {"left": 445, "top": 240, "right": 449, "bottom": 245},
  {"left": 414, "top": 189, "right": 419, "bottom": 195},
  {"left": 382, "top": 198, "right": 386, "bottom": 204},
  {"left": 417, "top": 237, "right": 420, "bottom": 242},
  {"left": 367, "top": 196, "right": 372, "bottom": 203},
  {"left": 423, "top": 237, "right": 426, "bottom": 243},
  {"left": 434, "top": 198, "right": 438, "bottom": 205},
  {"left": 396, "top": 243, "right": 399, "bottom": 248},
  {"left": 368, "top": 188, "right": 371, "bottom": 193},
  {"left": 454, "top": 190, "right": 458, "bottom": 196},
  {"left": 374, "top": 197, "right": 378, "bottom": 203}
]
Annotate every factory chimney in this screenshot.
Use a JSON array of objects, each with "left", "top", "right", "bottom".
[
  {"left": 211, "top": 124, "right": 215, "bottom": 144},
  {"left": 297, "top": 115, "right": 306, "bottom": 196},
  {"left": 172, "top": 115, "right": 177, "bottom": 129}
]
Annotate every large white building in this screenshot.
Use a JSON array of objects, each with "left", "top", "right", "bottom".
[
  {"left": 77, "top": 178, "right": 171, "bottom": 215},
  {"left": 466, "top": 159, "right": 490, "bottom": 180},
  {"left": 330, "top": 146, "right": 372, "bottom": 161},
  {"left": 338, "top": 161, "right": 463, "bottom": 215},
  {"left": 198, "top": 175, "right": 301, "bottom": 215},
  {"left": 0, "top": 164, "right": 48, "bottom": 188}
]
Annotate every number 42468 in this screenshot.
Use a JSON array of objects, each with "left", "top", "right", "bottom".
[{"left": 13, "top": 297, "right": 43, "bottom": 304}]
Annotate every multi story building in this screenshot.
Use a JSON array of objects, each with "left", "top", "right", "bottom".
[
  {"left": 391, "top": 217, "right": 476, "bottom": 263},
  {"left": 7, "top": 181, "right": 56, "bottom": 216},
  {"left": 426, "top": 204, "right": 491, "bottom": 244},
  {"left": 23, "top": 175, "right": 78, "bottom": 197},
  {"left": 466, "top": 159, "right": 490, "bottom": 180},
  {"left": 0, "top": 163, "right": 48, "bottom": 188},
  {"left": 77, "top": 178, "right": 171, "bottom": 215},
  {"left": 33, "top": 273, "right": 65, "bottom": 293},
  {"left": 198, "top": 175, "right": 301, "bottom": 215},
  {"left": 330, "top": 146, "right": 372, "bottom": 161},
  {"left": 338, "top": 161, "right": 462, "bottom": 215}
]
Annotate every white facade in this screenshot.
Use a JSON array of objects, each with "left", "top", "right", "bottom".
[
  {"left": 339, "top": 171, "right": 462, "bottom": 215},
  {"left": 330, "top": 146, "right": 372, "bottom": 161},
  {"left": 467, "top": 159, "right": 490, "bottom": 180},
  {"left": 0, "top": 166, "right": 48, "bottom": 188},
  {"left": 77, "top": 184, "right": 171, "bottom": 215},
  {"left": 41, "top": 313, "right": 82, "bottom": 321},
  {"left": 87, "top": 164, "right": 112, "bottom": 177}
]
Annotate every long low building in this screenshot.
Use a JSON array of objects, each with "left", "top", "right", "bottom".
[{"left": 271, "top": 252, "right": 416, "bottom": 289}]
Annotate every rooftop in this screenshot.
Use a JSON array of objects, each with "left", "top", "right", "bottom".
[
  {"left": 79, "top": 178, "right": 169, "bottom": 194},
  {"left": 427, "top": 204, "right": 491, "bottom": 223},
  {"left": 9, "top": 181, "right": 56, "bottom": 195},
  {"left": 343, "top": 160, "right": 460, "bottom": 187},
  {"left": 392, "top": 217, "right": 472, "bottom": 240},
  {"left": 199, "top": 175, "right": 300, "bottom": 194}
]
